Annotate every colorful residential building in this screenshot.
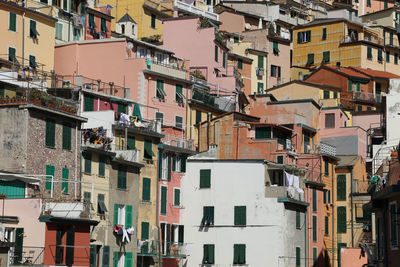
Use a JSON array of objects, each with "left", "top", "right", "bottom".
[
  {"left": 84, "top": 7, "right": 113, "bottom": 40},
  {"left": 360, "top": 1, "right": 396, "bottom": 17},
  {"left": 0, "top": 0, "right": 56, "bottom": 72}
]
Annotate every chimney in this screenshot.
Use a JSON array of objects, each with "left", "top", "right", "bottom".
[{"left": 336, "top": 62, "right": 341, "bottom": 70}]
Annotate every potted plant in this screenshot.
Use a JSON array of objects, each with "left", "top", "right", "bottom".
[
  {"left": 265, "top": 181, "right": 271, "bottom": 187},
  {"left": 47, "top": 97, "right": 57, "bottom": 109},
  {"left": 391, "top": 147, "right": 399, "bottom": 158}
]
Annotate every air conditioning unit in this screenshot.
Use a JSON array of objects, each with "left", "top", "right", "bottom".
[{"left": 256, "top": 67, "right": 264, "bottom": 76}]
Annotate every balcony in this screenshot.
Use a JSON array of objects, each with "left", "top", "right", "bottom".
[
  {"left": 265, "top": 168, "right": 304, "bottom": 201},
  {"left": 353, "top": 91, "right": 379, "bottom": 104},
  {"left": 148, "top": 62, "right": 187, "bottom": 81},
  {"left": 320, "top": 142, "right": 337, "bottom": 157},
  {"left": 10, "top": 246, "right": 44, "bottom": 266},
  {"left": 114, "top": 148, "right": 141, "bottom": 163},
  {"left": 162, "top": 242, "right": 189, "bottom": 259},
  {"left": 191, "top": 89, "right": 218, "bottom": 109},
  {"left": 278, "top": 13, "right": 307, "bottom": 26},
  {"left": 41, "top": 200, "right": 93, "bottom": 219},
  {"left": 174, "top": 0, "right": 219, "bottom": 21},
  {"left": 114, "top": 118, "right": 162, "bottom": 135}
]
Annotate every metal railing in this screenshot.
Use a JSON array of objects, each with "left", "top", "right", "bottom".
[
  {"left": 174, "top": 0, "right": 219, "bottom": 21},
  {"left": 161, "top": 242, "right": 189, "bottom": 258},
  {"left": 10, "top": 246, "right": 45, "bottom": 266},
  {"left": 320, "top": 142, "right": 337, "bottom": 157}
]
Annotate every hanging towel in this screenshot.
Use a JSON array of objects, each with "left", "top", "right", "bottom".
[
  {"left": 185, "top": 244, "right": 191, "bottom": 256},
  {"left": 122, "top": 227, "right": 130, "bottom": 243},
  {"left": 293, "top": 175, "right": 300, "bottom": 189},
  {"left": 285, "top": 171, "right": 294, "bottom": 187},
  {"left": 126, "top": 227, "right": 134, "bottom": 235}
]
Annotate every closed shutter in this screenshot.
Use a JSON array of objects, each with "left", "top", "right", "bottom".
[
  {"left": 62, "top": 124, "right": 71, "bottom": 150},
  {"left": 113, "top": 204, "right": 119, "bottom": 226},
  {"left": 141, "top": 222, "right": 149, "bottom": 240},
  {"left": 312, "top": 188, "right": 317, "bottom": 212},
  {"left": 203, "top": 244, "right": 215, "bottom": 264},
  {"left": 174, "top": 189, "right": 180, "bottom": 206},
  {"left": 113, "top": 252, "right": 118, "bottom": 267},
  {"left": 46, "top": 120, "right": 55, "bottom": 147},
  {"left": 273, "top": 42, "right": 279, "bottom": 54},
  {"left": 14, "top": 228, "right": 24, "bottom": 264},
  {"left": 296, "top": 247, "right": 301, "bottom": 266},
  {"left": 323, "top": 51, "right": 330, "bottom": 63},
  {"left": 99, "top": 157, "right": 105, "bottom": 177},
  {"left": 196, "top": 110, "right": 202, "bottom": 124},
  {"left": 151, "top": 14, "right": 156, "bottom": 28},
  {"left": 296, "top": 211, "right": 301, "bottom": 229},
  {"left": 84, "top": 192, "right": 91, "bottom": 203},
  {"left": 125, "top": 252, "right": 133, "bottom": 267},
  {"left": 325, "top": 114, "right": 335, "bottom": 128},
  {"left": 142, "top": 178, "right": 151, "bottom": 201},
  {"left": 84, "top": 95, "right": 94, "bottom": 111},
  {"left": 62, "top": 168, "right": 69, "bottom": 194},
  {"left": 278, "top": 66, "right": 281, "bottom": 78},
  {"left": 84, "top": 153, "right": 92, "bottom": 174},
  {"left": 238, "top": 59, "right": 243, "bottom": 69},
  {"left": 101, "top": 18, "right": 107, "bottom": 33},
  {"left": 233, "top": 244, "right": 246, "bottom": 264},
  {"left": 325, "top": 216, "right": 329, "bottom": 235},
  {"left": 65, "top": 226, "right": 75, "bottom": 265},
  {"left": 127, "top": 135, "right": 135, "bottom": 150},
  {"left": 117, "top": 168, "right": 126, "bottom": 189},
  {"left": 98, "top": 194, "right": 107, "bottom": 214},
  {"left": 181, "top": 157, "right": 186, "bottom": 172},
  {"left": 255, "top": 127, "right": 271, "bottom": 139},
  {"left": 306, "top": 30, "right": 311, "bottom": 41},
  {"left": 117, "top": 103, "right": 126, "bottom": 114},
  {"left": 324, "top": 158, "right": 329, "bottom": 175},
  {"left": 313, "top": 247, "right": 317, "bottom": 265},
  {"left": 200, "top": 169, "right": 211, "bottom": 188},
  {"left": 307, "top": 53, "right": 314, "bottom": 65},
  {"left": 90, "top": 245, "right": 97, "bottom": 267},
  {"left": 29, "top": 55, "right": 36, "bottom": 68},
  {"left": 312, "top": 216, "right": 317, "bottom": 242},
  {"left": 322, "top": 28, "right": 327, "bottom": 40},
  {"left": 55, "top": 23, "right": 63, "bottom": 39},
  {"left": 178, "top": 225, "right": 184, "bottom": 243},
  {"left": 172, "top": 155, "right": 176, "bottom": 172},
  {"left": 367, "top": 47, "right": 372, "bottom": 59},
  {"left": 378, "top": 49, "right": 383, "bottom": 61},
  {"left": 337, "top": 206, "right": 347, "bottom": 233},
  {"left": 214, "top": 45, "right": 218, "bottom": 62},
  {"left": 258, "top": 55, "right": 263, "bottom": 68},
  {"left": 55, "top": 229, "right": 63, "bottom": 264},
  {"left": 166, "top": 224, "right": 171, "bottom": 254},
  {"left": 337, "top": 175, "right": 346, "bottom": 201},
  {"left": 89, "top": 14, "right": 95, "bottom": 28},
  {"left": 234, "top": 206, "right": 246, "bottom": 226},
  {"left": 161, "top": 187, "right": 167, "bottom": 215},
  {"left": 102, "top": 246, "right": 110, "bottom": 267},
  {"left": 9, "top": 12, "right": 16, "bottom": 31},
  {"left": 0, "top": 180, "right": 25, "bottom": 199},
  {"left": 167, "top": 154, "right": 172, "bottom": 181},
  {"left": 125, "top": 205, "right": 133, "bottom": 228},
  {"left": 8, "top": 47, "right": 16, "bottom": 62},
  {"left": 297, "top": 32, "right": 302, "bottom": 43},
  {"left": 158, "top": 151, "right": 163, "bottom": 179},
  {"left": 223, "top": 52, "right": 226, "bottom": 68},
  {"left": 175, "top": 84, "right": 183, "bottom": 102},
  {"left": 45, "top": 165, "right": 55, "bottom": 190}
]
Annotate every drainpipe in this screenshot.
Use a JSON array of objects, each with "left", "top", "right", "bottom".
[
  {"left": 75, "top": 124, "right": 78, "bottom": 198},
  {"left": 383, "top": 200, "right": 388, "bottom": 267},
  {"left": 22, "top": 12, "right": 25, "bottom": 67},
  {"left": 185, "top": 84, "right": 188, "bottom": 140},
  {"left": 332, "top": 163, "right": 335, "bottom": 267},
  {"left": 351, "top": 168, "right": 354, "bottom": 248},
  {"left": 305, "top": 208, "right": 307, "bottom": 267},
  {"left": 156, "top": 151, "right": 162, "bottom": 267}
]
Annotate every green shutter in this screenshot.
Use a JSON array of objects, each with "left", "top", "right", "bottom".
[
  {"left": 223, "top": 52, "right": 226, "bottom": 68},
  {"left": 258, "top": 55, "right": 264, "bottom": 68},
  {"left": 378, "top": 49, "right": 383, "bottom": 61},
  {"left": 255, "top": 127, "right": 271, "bottom": 139},
  {"left": 357, "top": 82, "right": 361, "bottom": 92},
  {"left": 338, "top": 243, "right": 347, "bottom": 267},
  {"left": 101, "top": 18, "right": 107, "bottom": 33},
  {"left": 84, "top": 154, "right": 92, "bottom": 174},
  {"left": 158, "top": 151, "right": 163, "bottom": 180},
  {"left": 142, "top": 178, "right": 151, "bottom": 201},
  {"left": 203, "top": 244, "right": 215, "bottom": 264},
  {"left": 117, "top": 168, "right": 126, "bottom": 189},
  {"left": 141, "top": 222, "right": 149, "bottom": 240},
  {"left": 273, "top": 42, "right": 279, "bottom": 54},
  {"left": 238, "top": 59, "right": 243, "bottom": 69},
  {"left": 30, "top": 20, "right": 37, "bottom": 38},
  {"left": 113, "top": 204, "right": 118, "bottom": 226},
  {"left": 90, "top": 245, "right": 97, "bottom": 267},
  {"left": 172, "top": 155, "right": 176, "bottom": 172},
  {"left": 62, "top": 168, "right": 69, "bottom": 194},
  {"left": 323, "top": 51, "right": 330, "bottom": 63},
  {"left": 161, "top": 186, "right": 167, "bottom": 215},
  {"left": 348, "top": 80, "right": 353, "bottom": 91},
  {"left": 62, "top": 124, "right": 71, "bottom": 150},
  {"left": 234, "top": 206, "right": 246, "bottom": 226},
  {"left": 45, "top": 120, "right": 55, "bottom": 147},
  {"left": 0, "top": 180, "right": 25, "bottom": 199},
  {"left": 322, "top": 28, "right": 327, "bottom": 40},
  {"left": 257, "top": 82, "right": 264, "bottom": 93},
  {"left": 390, "top": 33, "right": 394, "bottom": 45},
  {"left": 117, "top": 103, "right": 126, "bottom": 114},
  {"left": 395, "top": 53, "right": 399, "bottom": 64},
  {"left": 313, "top": 247, "right": 317, "bottom": 265},
  {"left": 278, "top": 66, "right": 281, "bottom": 78},
  {"left": 196, "top": 110, "right": 202, "bottom": 124},
  {"left": 45, "top": 165, "right": 55, "bottom": 190},
  {"left": 367, "top": 47, "right": 373, "bottom": 59},
  {"left": 65, "top": 226, "right": 75, "bottom": 265},
  {"left": 200, "top": 169, "right": 211, "bottom": 188},
  {"left": 84, "top": 95, "right": 94, "bottom": 111},
  {"left": 324, "top": 158, "right": 329, "bottom": 175},
  {"left": 367, "top": 0, "right": 371, "bottom": 5},
  {"left": 29, "top": 55, "right": 36, "bottom": 68},
  {"left": 125, "top": 252, "right": 132, "bottom": 267},
  {"left": 306, "top": 30, "right": 311, "bottom": 42},
  {"left": 325, "top": 216, "right": 329, "bottom": 235},
  {"left": 174, "top": 188, "right": 180, "bottom": 206},
  {"left": 99, "top": 157, "right": 105, "bottom": 177},
  {"left": 297, "top": 31, "right": 302, "bottom": 43},
  {"left": 233, "top": 244, "right": 246, "bottom": 264},
  {"left": 113, "top": 252, "right": 118, "bottom": 267},
  {"left": 215, "top": 45, "right": 218, "bottom": 62},
  {"left": 144, "top": 140, "right": 154, "bottom": 159},
  {"left": 125, "top": 205, "right": 133, "bottom": 227},
  {"left": 387, "top": 51, "right": 391, "bottom": 62},
  {"left": 151, "top": 14, "right": 156, "bottom": 28},
  {"left": 307, "top": 53, "right": 314, "bottom": 65},
  {"left": 337, "top": 175, "right": 346, "bottom": 201},
  {"left": 181, "top": 156, "right": 187, "bottom": 172},
  {"left": 296, "top": 247, "right": 301, "bottom": 266},
  {"left": 9, "top": 12, "right": 16, "bottom": 31},
  {"left": 89, "top": 13, "right": 95, "bottom": 28},
  {"left": 8, "top": 47, "right": 16, "bottom": 62},
  {"left": 127, "top": 135, "right": 135, "bottom": 150},
  {"left": 312, "top": 188, "right": 317, "bottom": 212},
  {"left": 175, "top": 84, "right": 183, "bottom": 102},
  {"left": 167, "top": 154, "right": 172, "bottom": 181},
  {"left": 14, "top": 228, "right": 24, "bottom": 264},
  {"left": 337, "top": 206, "right": 347, "bottom": 233},
  {"left": 296, "top": 211, "right": 300, "bottom": 229},
  {"left": 102, "top": 246, "right": 110, "bottom": 267},
  {"left": 385, "top": 0, "right": 388, "bottom": 8},
  {"left": 313, "top": 216, "right": 317, "bottom": 242}
]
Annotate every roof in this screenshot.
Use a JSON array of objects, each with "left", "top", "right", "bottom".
[
  {"left": 118, "top": 13, "right": 136, "bottom": 23},
  {"left": 267, "top": 98, "right": 321, "bottom": 109},
  {"left": 349, "top": 67, "right": 400, "bottom": 79},
  {"left": 359, "top": 6, "right": 396, "bottom": 17},
  {"left": 336, "top": 155, "right": 360, "bottom": 168},
  {"left": 294, "top": 18, "right": 364, "bottom": 30},
  {"left": 39, "top": 215, "right": 99, "bottom": 225},
  {"left": 87, "top": 7, "right": 114, "bottom": 19},
  {"left": 323, "top": 66, "right": 370, "bottom": 79},
  {"left": 267, "top": 80, "right": 342, "bottom": 92}
]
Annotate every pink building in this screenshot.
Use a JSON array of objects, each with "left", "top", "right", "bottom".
[
  {"left": 54, "top": 38, "right": 190, "bottom": 131},
  {"left": 85, "top": 7, "right": 113, "bottom": 40}
]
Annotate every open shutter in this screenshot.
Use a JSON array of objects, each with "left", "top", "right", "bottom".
[
  {"left": 158, "top": 151, "right": 163, "bottom": 180},
  {"left": 166, "top": 224, "right": 171, "bottom": 255},
  {"left": 181, "top": 157, "right": 186, "bottom": 172},
  {"left": 65, "top": 226, "right": 75, "bottom": 265},
  {"left": 125, "top": 205, "right": 133, "bottom": 227},
  {"left": 172, "top": 155, "right": 176, "bottom": 172},
  {"left": 174, "top": 189, "right": 180, "bottom": 206},
  {"left": 178, "top": 225, "right": 184, "bottom": 243},
  {"left": 167, "top": 153, "right": 172, "bottom": 181},
  {"left": 125, "top": 252, "right": 133, "bottom": 267},
  {"left": 55, "top": 229, "right": 63, "bottom": 264},
  {"left": 14, "top": 228, "right": 24, "bottom": 264},
  {"left": 127, "top": 135, "right": 135, "bottom": 150},
  {"left": 102, "top": 246, "right": 110, "bottom": 267},
  {"left": 114, "top": 204, "right": 119, "bottom": 226}
]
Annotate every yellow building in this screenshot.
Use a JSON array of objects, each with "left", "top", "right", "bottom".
[
  {"left": 291, "top": 18, "right": 399, "bottom": 80},
  {"left": 0, "top": 0, "right": 56, "bottom": 72},
  {"left": 98, "top": 0, "right": 173, "bottom": 40}
]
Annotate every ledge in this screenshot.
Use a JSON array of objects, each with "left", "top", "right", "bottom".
[{"left": 277, "top": 197, "right": 309, "bottom": 207}]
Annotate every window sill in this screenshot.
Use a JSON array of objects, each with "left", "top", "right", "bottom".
[
  {"left": 199, "top": 187, "right": 211, "bottom": 189},
  {"left": 141, "top": 200, "right": 151, "bottom": 204},
  {"left": 116, "top": 188, "right": 127, "bottom": 191},
  {"left": 83, "top": 172, "right": 92, "bottom": 175},
  {"left": 45, "top": 145, "right": 56, "bottom": 149},
  {"left": 62, "top": 148, "right": 72, "bottom": 152}
]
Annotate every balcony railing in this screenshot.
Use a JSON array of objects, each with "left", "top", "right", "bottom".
[
  {"left": 162, "top": 242, "right": 189, "bottom": 258},
  {"left": 148, "top": 62, "right": 187, "bottom": 80},
  {"left": 320, "top": 142, "right": 337, "bottom": 157},
  {"left": 265, "top": 186, "right": 305, "bottom": 201},
  {"left": 353, "top": 91, "right": 377, "bottom": 103},
  {"left": 114, "top": 147, "right": 141, "bottom": 163},
  {"left": 10, "top": 246, "right": 44, "bottom": 266},
  {"left": 174, "top": 0, "right": 219, "bottom": 21},
  {"left": 41, "top": 200, "right": 92, "bottom": 219},
  {"left": 191, "top": 89, "right": 218, "bottom": 108}
]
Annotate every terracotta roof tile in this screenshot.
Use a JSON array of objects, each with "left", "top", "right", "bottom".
[
  {"left": 349, "top": 67, "right": 400, "bottom": 79},
  {"left": 324, "top": 66, "right": 370, "bottom": 79}
]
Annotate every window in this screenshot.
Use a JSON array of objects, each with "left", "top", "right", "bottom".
[
  {"left": 0, "top": 180, "right": 25, "bottom": 199},
  {"left": 99, "top": 156, "right": 105, "bottom": 177},
  {"left": 127, "top": 135, "right": 135, "bottom": 150},
  {"left": 174, "top": 188, "right": 180, "bottom": 206},
  {"left": 84, "top": 153, "right": 92, "bottom": 174},
  {"left": 334, "top": 91, "right": 338, "bottom": 98},
  {"left": 312, "top": 215, "right": 317, "bottom": 242},
  {"left": 100, "top": 18, "right": 107, "bottom": 33},
  {"left": 395, "top": 53, "right": 398, "bottom": 64},
  {"left": 384, "top": 0, "right": 388, "bottom": 8},
  {"left": 29, "top": 55, "right": 37, "bottom": 69},
  {"left": 312, "top": 188, "right": 317, "bottom": 212},
  {"left": 214, "top": 45, "right": 218, "bottom": 62},
  {"left": 234, "top": 36, "right": 239, "bottom": 43},
  {"left": 277, "top": 155, "right": 283, "bottom": 164},
  {"left": 155, "top": 112, "right": 164, "bottom": 125},
  {"left": 367, "top": 0, "right": 371, "bottom": 6},
  {"left": 201, "top": 206, "right": 214, "bottom": 226},
  {"left": 223, "top": 52, "right": 226, "bottom": 68},
  {"left": 102, "top": 246, "right": 110, "bottom": 267},
  {"left": 62, "top": 124, "right": 71, "bottom": 150},
  {"left": 322, "top": 28, "right": 327, "bottom": 40},
  {"left": 88, "top": 13, "right": 95, "bottom": 29},
  {"left": 234, "top": 206, "right": 246, "bottom": 226},
  {"left": 202, "top": 244, "right": 215, "bottom": 264},
  {"left": 378, "top": 49, "right": 383, "bottom": 62},
  {"left": 117, "top": 168, "right": 127, "bottom": 189},
  {"left": 323, "top": 90, "right": 330, "bottom": 99},
  {"left": 337, "top": 206, "right": 347, "bottom": 233},
  {"left": 200, "top": 169, "right": 211, "bottom": 188},
  {"left": 390, "top": 202, "right": 398, "bottom": 247},
  {"left": 45, "top": 165, "right": 55, "bottom": 190},
  {"left": 84, "top": 192, "right": 91, "bottom": 204},
  {"left": 273, "top": 42, "right": 279, "bottom": 55},
  {"left": 367, "top": 106, "right": 372, "bottom": 111},
  {"left": 121, "top": 24, "right": 125, "bottom": 34},
  {"left": 233, "top": 244, "right": 246, "bottom": 264},
  {"left": 349, "top": 80, "right": 353, "bottom": 91},
  {"left": 46, "top": 119, "right": 55, "bottom": 147},
  {"left": 175, "top": 84, "right": 184, "bottom": 103},
  {"left": 113, "top": 204, "right": 132, "bottom": 227},
  {"left": 173, "top": 155, "right": 182, "bottom": 172},
  {"left": 307, "top": 53, "right": 314, "bottom": 65},
  {"left": 237, "top": 59, "right": 243, "bottom": 69},
  {"left": 84, "top": 95, "right": 94, "bottom": 111},
  {"left": 325, "top": 216, "right": 329, "bottom": 235},
  {"left": 386, "top": 51, "right": 390, "bottom": 62},
  {"left": 161, "top": 186, "right": 167, "bottom": 215},
  {"left": 358, "top": 105, "right": 363, "bottom": 111},
  {"left": 322, "top": 51, "right": 330, "bottom": 63},
  {"left": 390, "top": 32, "right": 394, "bottom": 45},
  {"left": 97, "top": 194, "right": 107, "bottom": 214},
  {"left": 297, "top": 30, "right": 311, "bottom": 43},
  {"left": 8, "top": 47, "right": 16, "bottom": 62},
  {"left": 196, "top": 110, "right": 202, "bottom": 124},
  {"left": 55, "top": 23, "right": 63, "bottom": 39},
  {"left": 325, "top": 113, "right": 335, "bottom": 128},
  {"left": 62, "top": 168, "right": 69, "bottom": 194},
  {"left": 324, "top": 158, "right": 329, "bottom": 176},
  {"left": 337, "top": 174, "right": 346, "bottom": 201},
  {"left": 367, "top": 47, "right": 373, "bottom": 59},
  {"left": 151, "top": 14, "right": 156, "bottom": 29},
  {"left": 156, "top": 80, "right": 166, "bottom": 100},
  {"left": 296, "top": 210, "right": 301, "bottom": 229},
  {"left": 257, "top": 82, "right": 264, "bottom": 94},
  {"left": 258, "top": 55, "right": 264, "bottom": 68},
  {"left": 313, "top": 247, "right": 317, "bottom": 266},
  {"left": 9, "top": 12, "right": 16, "bottom": 32},
  {"left": 144, "top": 139, "right": 154, "bottom": 159},
  {"left": 296, "top": 247, "right": 301, "bottom": 267},
  {"left": 30, "top": 20, "right": 38, "bottom": 39},
  {"left": 175, "top": 116, "right": 183, "bottom": 129},
  {"left": 142, "top": 178, "right": 151, "bottom": 202}
]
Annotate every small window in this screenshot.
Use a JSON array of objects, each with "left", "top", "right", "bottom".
[
  {"left": 61, "top": 168, "right": 68, "bottom": 194},
  {"left": 201, "top": 206, "right": 214, "bottom": 226},
  {"left": 214, "top": 45, "right": 218, "bottom": 62},
  {"left": 296, "top": 247, "right": 301, "bottom": 267},
  {"left": 196, "top": 110, "right": 202, "bottom": 124},
  {"left": 9, "top": 12, "right": 16, "bottom": 32},
  {"left": 100, "top": 18, "right": 108, "bottom": 33},
  {"left": 386, "top": 51, "right": 391, "bottom": 63},
  {"left": 296, "top": 211, "right": 301, "bottom": 229},
  {"left": 325, "top": 113, "right": 335, "bottom": 128},
  {"left": 84, "top": 153, "right": 92, "bottom": 174},
  {"left": 312, "top": 188, "right": 317, "bottom": 212},
  {"left": 144, "top": 140, "right": 154, "bottom": 160},
  {"left": 62, "top": 124, "right": 71, "bottom": 150},
  {"left": 233, "top": 244, "right": 246, "bottom": 264},
  {"left": 273, "top": 42, "right": 279, "bottom": 55},
  {"left": 324, "top": 158, "right": 329, "bottom": 176},
  {"left": 337, "top": 206, "right": 347, "bottom": 233},
  {"left": 307, "top": 53, "right": 314, "bottom": 65},
  {"left": 175, "top": 84, "right": 184, "bottom": 103},
  {"left": 322, "top": 28, "right": 327, "bottom": 40},
  {"left": 202, "top": 244, "right": 215, "bottom": 264},
  {"left": 174, "top": 188, "right": 180, "bottom": 206},
  {"left": 223, "top": 52, "right": 226, "bottom": 68},
  {"left": 121, "top": 24, "right": 125, "bottom": 34},
  {"left": 117, "top": 167, "right": 127, "bottom": 189},
  {"left": 88, "top": 14, "right": 95, "bottom": 28},
  {"left": 367, "top": 47, "right": 373, "bottom": 59},
  {"left": 142, "top": 178, "right": 151, "bottom": 201},
  {"left": 323, "top": 90, "right": 330, "bottom": 99},
  {"left": 322, "top": 51, "right": 330, "bottom": 63},
  {"left": 175, "top": 116, "right": 183, "bottom": 129},
  {"left": 98, "top": 156, "right": 105, "bottom": 177},
  {"left": 200, "top": 169, "right": 211, "bottom": 188},
  {"left": 29, "top": 20, "right": 38, "bottom": 39},
  {"left": 258, "top": 55, "right": 264, "bottom": 68},
  {"left": 29, "top": 55, "right": 37, "bottom": 69},
  {"left": 45, "top": 119, "right": 56, "bottom": 147},
  {"left": 378, "top": 49, "right": 383, "bottom": 62},
  {"left": 390, "top": 202, "right": 398, "bottom": 247},
  {"left": 155, "top": 112, "right": 164, "bottom": 125},
  {"left": 297, "top": 30, "right": 311, "bottom": 43},
  {"left": 325, "top": 216, "right": 329, "bottom": 236},
  {"left": 73, "top": 28, "right": 81, "bottom": 41},
  {"left": 234, "top": 206, "right": 246, "bottom": 226},
  {"left": 151, "top": 14, "right": 156, "bottom": 29},
  {"left": 156, "top": 79, "right": 166, "bottom": 100},
  {"left": 161, "top": 186, "right": 167, "bottom": 215},
  {"left": 257, "top": 82, "right": 264, "bottom": 94},
  {"left": 8, "top": 47, "right": 16, "bottom": 62},
  {"left": 255, "top": 127, "right": 271, "bottom": 139},
  {"left": 97, "top": 194, "right": 107, "bottom": 214},
  {"left": 312, "top": 215, "right": 317, "bottom": 242},
  {"left": 237, "top": 59, "right": 243, "bottom": 69}
]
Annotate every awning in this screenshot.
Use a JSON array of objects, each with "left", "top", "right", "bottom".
[{"left": 0, "top": 172, "right": 41, "bottom": 185}]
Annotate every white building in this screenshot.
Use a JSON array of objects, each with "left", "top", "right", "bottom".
[{"left": 181, "top": 150, "right": 308, "bottom": 267}]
